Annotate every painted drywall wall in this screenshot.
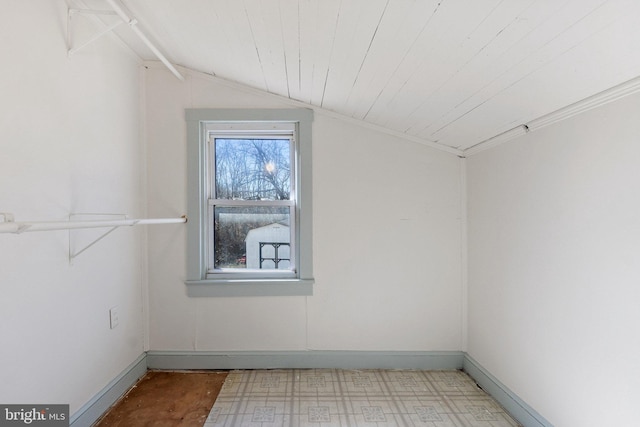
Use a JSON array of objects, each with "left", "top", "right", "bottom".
[
  {"left": 145, "top": 65, "right": 463, "bottom": 352},
  {"left": 467, "top": 92, "right": 640, "bottom": 426},
  {"left": 0, "top": 0, "right": 145, "bottom": 415}
]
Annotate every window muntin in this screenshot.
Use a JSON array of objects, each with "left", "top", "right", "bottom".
[{"left": 206, "top": 125, "right": 297, "bottom": 279}]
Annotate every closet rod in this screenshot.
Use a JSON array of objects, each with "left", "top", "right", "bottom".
[{"left": 0, "top": 216, "right": 186, "bottom": 234}]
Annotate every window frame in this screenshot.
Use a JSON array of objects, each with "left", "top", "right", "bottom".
[
  {"left": 207, "top": 126, "right": 296, "bottom": 279},
  {"left": 184, "top": 109, "right": 314, "bottom": 297}
]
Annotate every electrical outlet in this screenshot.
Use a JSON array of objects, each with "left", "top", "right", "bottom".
[{"left": 109, "top": 306, "right": 119, "bottom": 329}]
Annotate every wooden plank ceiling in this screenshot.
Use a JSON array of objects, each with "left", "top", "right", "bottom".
[{"left": 112, "top": 0, "right": 640, "bottom": 152}]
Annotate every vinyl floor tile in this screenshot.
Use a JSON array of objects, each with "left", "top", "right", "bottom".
[{"left": 204, "top": 369, "right": 521, "bottom": 427}]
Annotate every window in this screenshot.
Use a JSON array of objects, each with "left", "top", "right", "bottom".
[
  {"left": 185, "top": 109, "right": 313, "bottom": 297},
  {"left": 208, "top": 126, "right": 295, "bottom": 278}
]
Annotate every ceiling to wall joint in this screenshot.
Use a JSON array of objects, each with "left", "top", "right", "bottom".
[{"left": 463, "top": 73, "right": 640, "bottom": 156}]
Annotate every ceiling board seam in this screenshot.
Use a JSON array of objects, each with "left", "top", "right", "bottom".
[
  {"left": 405, "top": 0, "right": 538, "bottom": 136},
  {"left": 463, "top": 73, "right": 640, "bottom": 156},
  {"left": 320, "top": 0, "right": 343, "bottom": 108},
  {"left": 278, "top": 0, "right": 291, "bottom": 98},
  {"left": 464, "top": 0, "right": 505, "bottom": 41},
  {"left": 445, "top": 0, "right": 565, "bottom": 112},
  {"left": 143, "top": 61, "right": 463, "bottom": 157},
  {"left": 349, "top": 0, "right": 390, "bottom": 96},
  {"left": 208, "top": 4, "right": 225, "bottom": 77},
  {"left": 428, "top": 2, "right": 619, "bottom": 140},
  {"left": 243, "top": 0, "right": 269, "bottom": 92},
  {"left": 394, "top": 0, "right": 569, "bottom": 134},
  {"left": 536, "top": 0, "right": 610, "bottom": 53},
  {"left": 361, "top": 0, "right": 444, "bottom": 121}
]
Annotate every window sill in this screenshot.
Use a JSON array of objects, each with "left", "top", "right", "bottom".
[{"left": 185, "top": 278, "right": 314, "bottom": 297}]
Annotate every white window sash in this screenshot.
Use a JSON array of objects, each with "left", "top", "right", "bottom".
[
  {"left": 206, "top": 132, "right": 298, "bottom": 279},
  {"left": 206, "top": 200, "right": 297, "bottom": 277}
]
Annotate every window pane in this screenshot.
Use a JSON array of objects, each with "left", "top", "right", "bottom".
[
  {"left": 215, "top": 139, "right": 291, "bottom": 201},
  {"left": 213, "top": 206, "right": 291, "bottom": 270}
]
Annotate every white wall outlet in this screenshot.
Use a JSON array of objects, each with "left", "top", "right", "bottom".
[{"left": 109, "top": 306, "right": 119, "bottom": 329}]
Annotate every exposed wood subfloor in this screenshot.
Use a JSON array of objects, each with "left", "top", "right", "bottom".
[{"left": 94, "top": 370, "right": 228, "bottom": 427}]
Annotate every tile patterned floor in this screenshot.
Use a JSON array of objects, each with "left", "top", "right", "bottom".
[{"left": 204, "top": 369, "right": 521, "bottom": 427}]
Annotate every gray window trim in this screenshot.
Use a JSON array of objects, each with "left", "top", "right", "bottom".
[{"left": 185, "top": 108, "right": 314, "bottom": 297}]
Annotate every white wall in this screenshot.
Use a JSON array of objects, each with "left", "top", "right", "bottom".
[
  {"left": 145, "top": 66, "right": 463, "bottom": 352},
  {"left": 0, "top": 0, "right": 145, "bottom": 414},
  {"left": 467, "top": 92, "right": 640, "bottom": 426}
]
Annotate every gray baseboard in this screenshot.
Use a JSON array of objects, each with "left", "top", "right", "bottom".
[
  {"left": 463, "top": 355, "right": 552, "bottom": 427},
  {"left": 69, "top": 351, "right": 551, "bottom": 427},
  {"left": 70, "top": 353, "right": 147, "bottom": 427},
  {"left": 146, "top": 350, "right": 465, "bottom": 371}
]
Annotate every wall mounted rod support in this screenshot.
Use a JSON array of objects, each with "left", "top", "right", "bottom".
[
  {"left": 68, "top": 19, "right": 124, "bottom": 56},
  {"left": 0, "top": 216, "right": 186, "bottom": 234},
  {"left": 104, "top": 0, "right": 185, "bottom": 81}
]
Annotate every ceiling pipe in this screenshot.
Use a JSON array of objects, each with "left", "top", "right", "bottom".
[
  {"left": 104, "top": 0, "right": 185, "bottom": 81},
  {"left": 464, "top": 73, "right": 640, "bottom": 156},
  {"left": 463, "top": 125, "right": 529, "bottom": 156}
]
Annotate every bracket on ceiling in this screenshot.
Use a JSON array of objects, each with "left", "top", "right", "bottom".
[{"left": 66, "top": 0, "right": 185, "bottom": 81}]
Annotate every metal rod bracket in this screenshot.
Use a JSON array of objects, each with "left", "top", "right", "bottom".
[
  {"left": 68, "top": 213, "right": 127, "bottom": 262},
  {"left": 66, "top": 0, "right": 185, "bottom": 81},
  {"left": 0, "top": 212, "right": 187, "bottom": 262},
  {"left": 67, "top": 7, "right": 124, "bottom": 56}
]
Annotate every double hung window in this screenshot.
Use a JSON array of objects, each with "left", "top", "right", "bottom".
[
  {"left": 208, "top": 124, "right": 296, "bottom": 279},
  {"left": 185, "top": 109, "right": 313, "bottom": 297}
]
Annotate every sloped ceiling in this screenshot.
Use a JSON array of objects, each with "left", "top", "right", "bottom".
[{"left": 89, "top": 0, "right": 640, "bottom": 153}]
